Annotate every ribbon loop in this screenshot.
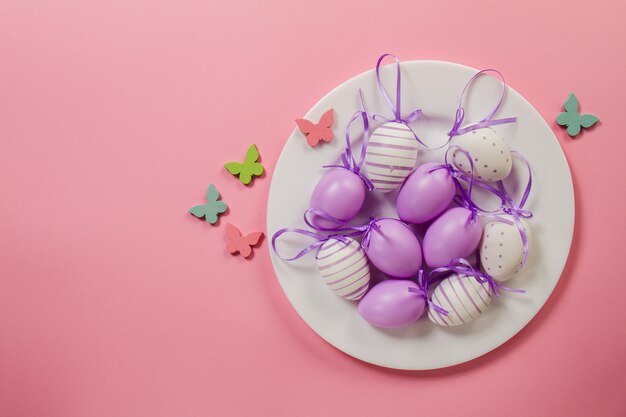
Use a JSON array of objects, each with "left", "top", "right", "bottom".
[
  {"left": 493, "top": 151, "right": 534, "bottom": 266},
  {"left": 408, "top": 270, "right": 449, "bottom": 316},
  {"left": 448, "top": 69, "right": 517, "bottom": 139},
  {"left": 436, "top": 145, "right": 509, "bottom": 224},
  {"left": 372, "top": 54, "right": 427, "bottom": 146},
  {"left": 429, "top": 258, "right": 525, "bottom": 297},
  {"left": 323, "top": 90, "right": 374, "bottom": 191},
  {"left": 271, "top": 228, "right": 349, "bottom": 261}
]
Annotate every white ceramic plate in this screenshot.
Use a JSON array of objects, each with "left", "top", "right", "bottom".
[{"left": 267, "top": 60, "right": 574, "bottom": 370}]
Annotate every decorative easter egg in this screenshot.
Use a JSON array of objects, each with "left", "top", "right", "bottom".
[
  {"left": 396, "top": 162, "right": 456, "bottom": 224},
  {"left": 422, "top": 207, "right": 483, "bottom": 268},
  {"left": 315, "top": 236, "right": 370, "bottom": 301},
  {"left": 364, "top": 218, "right": 422, "bottom": 278},
  {"left": 357, "top": 280, "right": 426, "bottom": 328},
  {"left": 480, "top": 217, "right": 532, "bottom": 282},
  {"left": 450, "top": 127, "right": 512, "bottom": 182},
  {"left": 309, "top": 168, "right": 366, "bottom": 229},
  {"left": 363, "top": 122, "right": 419, "bottom": 192},
  {"left": 428, "top": 273, "right": 492, "bottom": 326}
]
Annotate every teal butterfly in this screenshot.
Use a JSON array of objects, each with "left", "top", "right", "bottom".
[
  {"left": 556, "top": 93, "right": 600, "bottom": 137},
  {"left": 188, "top": 184, "right": 228, "bottom": 224},
  {"left": 224, "top": 144, "right": 264, "bottom": 185}
]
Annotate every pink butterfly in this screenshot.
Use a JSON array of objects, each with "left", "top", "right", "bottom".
[
  {"left": 226, "top": 223, "right": 263, "bottom": 258},
  {"left": 295, "top": 109, "right": 334, "bottom": 147}
]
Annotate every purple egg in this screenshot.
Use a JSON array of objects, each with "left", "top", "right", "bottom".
[
  {"left": 357, "top": 280, "right": 426, "bottom": 328},
  {"left": 310, "top": 169, "right": 366, "bottom": 229},
  {"left": 364, "top": 218, "right": 422, "bottom": 278},
  {"left": 422, "top": 207, "right": 484, "bottom": 268},
  {"left": 396, "top": 162, "right": 456, "bottom": 224}
]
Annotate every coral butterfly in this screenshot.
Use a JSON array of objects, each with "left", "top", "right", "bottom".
[
  {"left": 295, "top": 109, "right": 334, "bottom": 147},
  {"left": 226, "top": 223, "right": 263, "bottom": 258}
]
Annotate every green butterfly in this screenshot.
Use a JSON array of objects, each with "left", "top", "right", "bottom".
[
  {"left": 188, "top": 184, "right": 228, "bottom": 224},
  {"left": 556, "top": 93, "right": 600, "bottom": 137},
  {"left": 224, "top": 144, "right": 264, "bottom": 185}
]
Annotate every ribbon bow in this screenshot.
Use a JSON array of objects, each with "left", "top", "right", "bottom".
[
  {"left": 323, "top": 90, "right": 374, "bottom": 191},
  {"left": 408, "top": 270, "right": 449, "bottom": 315},
  {"left": 371, "top": 54, "right": 426, "bottom": 146},
  {"left": 495, "top": 151, "right": 533, "bottom": 267},
  {"left": 430, "top": 258, "right": 525, "bottom": 297},
  {"left": 447, "top": 69, "right": 517, "bottom": 139},
  {"left": 429, "top": 146, "right": 508, "bottom": 225},
  {"left": 304, "top": 208, "right": 391, "bottom": 251},
  {"left": 271, "top": 228, "right": 354, "bottom": 261}
]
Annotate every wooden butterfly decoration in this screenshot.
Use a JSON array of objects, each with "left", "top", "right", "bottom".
[
  {"left": 226, "top": 223, "right": 263, "bottom": 258},
  {"left": 295, "top": 109, "right": 334, "bottom": 147},
  {"left": 188, "top": 184, "right": 228, "bottom": 224},
  {"left": 556, "top": 93, "right": 600, "bottom": 137},
  {"left": 224, "top": 144, "right": 264, "bottom": 185}
]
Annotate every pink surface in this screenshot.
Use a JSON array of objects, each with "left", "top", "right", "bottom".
[{"left": 1, "top": 0, "right": 625, "bottom": 416}]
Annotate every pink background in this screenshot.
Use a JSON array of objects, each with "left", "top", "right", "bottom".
[{"left": 1, "top": 0, "right": 625, "bottom": 416}]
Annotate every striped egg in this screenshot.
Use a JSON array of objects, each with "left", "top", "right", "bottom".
[
  {"left": 315, "top": 237, "right": 370, "bottom": 301},
  {"left": 428, "top": 274, "right": 492, "bottom": 326},
  {"left": 364, "top": 122, "right": 419, "bottom": 192}
]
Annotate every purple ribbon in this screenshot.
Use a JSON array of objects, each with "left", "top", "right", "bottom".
[
  {"left": 303, "top": 208, "right": 394, "bottom": 250},
  {"left": 448, "top": 69, "right": 517, "bottom": 139},
  {"left": 408, "top": 270, "right": 449, "bottom": 315},
  {"left": 494, "top": 151, "right": 533, "bottom": 267},
  {"left": 372, "top": 54, "right": 426, "bottom": 146},
  {"left": 429, "top": 145, "right": 510, "bottom": 228},
  {"left": 430, "top": 258, "right": 525, "bottom": 297},
  {"left": 323, "top": 91, "right": 374, "bottom": 191},
  {"left": 271, "top": 227, "right": 353, "bottom": 262},
  {"left": 430, "top": 146, "right": 505, "bottom": 225}
]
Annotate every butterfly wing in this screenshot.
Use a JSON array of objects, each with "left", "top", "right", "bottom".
[
  {"left": 205, "top": 210, "right": 218, "bottom": 224},
  {"left": 296, "top": 119, "right": 315, "bottom": 134},
  {"left": 564, "top": 93, "right": 579, "bottom": 114},
  {"left": 245, "top": 144, "right": 260, "bottom": 164},
  {"left": 319, "top": 109, "right": 334, "bottom": 128},
  {"left": 249, "top": 162, "right": 264, "bottom": 177},
  {"left": 188, "top": 205, "right": 206, "bottom": 219},
  {"left": 243, "top": 232, "right": 263, "bottom": 246},
  {"left": 306, "top": 131, "right": 322, "bottom": 147},
  {"left": 567, "top": 122, "right": 582, "bottom": 137},
  {"left": 579, "top": 114, "right": 600, "bottom": 128},
  {"left": 206, "top": 184, "right": 220, "bottom": 202},
  {"left": 224, "top": 162, "right": 243, "bottom": 176},
  {"left": 212, "top": 201, "right": 228, "bottom": 214},
  {"left": 245, "top": 145, "right": 264, "bottom": 178},
  {"left": 556, "top": 112, "right": 575, "bottom": 127},
  {"left": 318, "top": 127, "right": 334, "bottom": 143},
  {"left": 205, "top": 201, "right": 227, "bottom": 223},
  {"left": 238, "top": 168, "right": 253, "bottom": 185},
  {"left": 226, "top": 223, "right": 242, "bottom": 254}
]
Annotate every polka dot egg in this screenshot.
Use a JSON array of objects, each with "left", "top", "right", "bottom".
[
  {"left": 450, "top": 127, "right": 512, "bottom": 182},
  {"left": 363, "top": 122, "right": 419, "bottom": 193},
  {"left": 428, "top": 273, "right": 492, "bottom": 326},
  {"left": 480, "top": 217, "right": 532, "bottom": 282},
  {"left": 315, "top": 237, "right": 370, "bottom": 301}
]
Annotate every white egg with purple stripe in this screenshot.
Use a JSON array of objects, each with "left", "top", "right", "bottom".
[
  {"left": 315, "top": 237, "right": 371, "bottom": 301},
  {"left": 364, "top": 122, "right": 419, "bottom": 192},
  {"left": 428, "top": 274, "right": 492, "bottom": 326}
]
